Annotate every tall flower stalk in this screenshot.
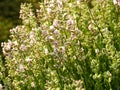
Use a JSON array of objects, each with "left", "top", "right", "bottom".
[{"left": 0, "top": 0, "right": 120, "bottom": 90}]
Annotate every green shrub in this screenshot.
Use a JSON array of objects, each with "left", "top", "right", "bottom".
[
  {"left": 0, "top": 17, "right": 14, "bottom": 42},
  {"left": 1, "top": 0, "right": 120, "bottom": 90}
]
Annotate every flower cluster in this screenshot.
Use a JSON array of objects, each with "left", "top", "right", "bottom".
[{"left": 1, "top": 0, "right": 120, "bottom": 90}]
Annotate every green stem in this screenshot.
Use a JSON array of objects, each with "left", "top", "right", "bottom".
[{"left": 87, "top": 6, "right": 104, "bottom": 39}]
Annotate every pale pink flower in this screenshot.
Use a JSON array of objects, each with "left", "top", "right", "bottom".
[
  {"left": 25, "top": 57, "right": 32, "bottom": 62},
  {"left": 95, "top": 49, "right": 99, "bottom": 54},
  {"left": 20, "top": 44, "right": 27, "bottom": 51},
  {"left": 29, "top": 31, "right": 35, "bottom": 39},
  {"left": 88, "top": 24, "right": 94, "bottom": 31},
  {"left": 50, "top": 25, "right": 55, "bottom": 31},
  {"left": 42, "top": 30, "right": 48, "bottom": 36},
  {"left": 31, "top": 82, "right": 35, "bottom": 87},
  {"left": 44, "top": 48, "right": 49, "bottom": 55},
  {"left": 54, "top": 29, "right": 60, "bottom": 35},
  {"left": 50, "top": 3, "right": 55, "bottom": 8},
  {"left": 59, "top": 46, "right": 65, "bottom": 53},
  {"left": 48, "top": 36, "right": 54, "bottom": 41},
  {"left": 53, "top": 19, "right": 59, "bottom": 27},
  {"left": 13, "top": 41, "right": 18, "bottom": 46},
  {"left": 69, "top": 3, "right": 72, "bottom": 7},
  {"left": 30, "top": 38, "right": 36, "bottom": 45},
  {"left": 47, "top": 8, "right": 52, "bottom": 14},
  {"left": 0, "top": 84, "right": 3, "bottom": 90},
  {"left": 70, "top": 34, "right": 76, "bottom": 40},
  {"left": 76, "top": 0, "right": 80, "bottom": 5},
  {"left": 56, "top": 0, "right": 63, "bottom": 8},
  {"left": 19, "top": 64, "right": 24, "bottom": 72},
  {"left": 29, "top": 31, "right": 36, "bottom": 45},
  {"left": 66, "top": 18, "right": 75, "bottom": 26},
  {"left": 113, "top": 0, "right": 120, "bottom": 6}
]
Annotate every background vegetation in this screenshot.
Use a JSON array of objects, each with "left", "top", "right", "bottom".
[{"left": 0, "top": 0, "right": 42, "bottom": 43}]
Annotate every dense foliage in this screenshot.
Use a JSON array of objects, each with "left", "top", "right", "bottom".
[
  {"left": 0, "top": 0, "right": 19, "bottom": 42},
  {"left": 0, "top": 0, "right": 120, "bottom": 90}
]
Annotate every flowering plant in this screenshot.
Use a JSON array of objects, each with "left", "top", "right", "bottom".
[{"left": 0, "top": 0, "right": 120, "bottom": 90}]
